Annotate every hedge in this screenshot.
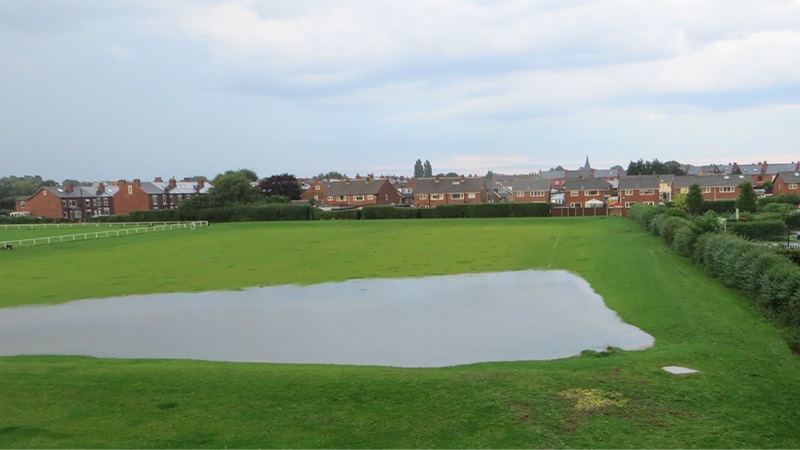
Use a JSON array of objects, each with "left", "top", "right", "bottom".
[
  {"left": 698, "top": 200, "right": 737, "bottom": 215},
  {"left": 361, "top": 206, "right": 420, "bottom": 220},
  {"left": 728, "top": 220, "right": 788, "bottom": 241}
]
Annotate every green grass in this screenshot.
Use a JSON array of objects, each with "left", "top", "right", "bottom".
[{"left": 1, "top": 217, "right": 799, "bottom": 448}]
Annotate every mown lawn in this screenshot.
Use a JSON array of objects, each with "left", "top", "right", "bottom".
[{"left": 1, "top": 217, "right": 799, "bottom": 448}]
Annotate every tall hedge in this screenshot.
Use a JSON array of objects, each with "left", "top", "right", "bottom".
[
  {"left": 728, "top": 220, "right": 788, "bottom": 241},
  {"left": 698, "top": 200, "right": 737, "bottom": 215},
  {"left": 361, "top": 206, "right": 420, "bottom": 220}
]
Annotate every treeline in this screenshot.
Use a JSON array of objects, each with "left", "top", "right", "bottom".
[
  {"left": 628, "top": 203, "right": 800, "bottom": 352},
  {"left": 89, "top": 202, "right": 552, "bottom": 223}
]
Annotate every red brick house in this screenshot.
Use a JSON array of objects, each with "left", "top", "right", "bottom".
[
  {"left": 773, "top": 171, "right": 800, "bottom": 196},
  {"left": 15, "top": 184, "right": 115, "bottom": 220},
  {"left": 413, "top": 176, "right": 487, "bottom": 208},
  {"left": 113, "top": 177, "right": 210, "bottom": 215},
  {"left": 672, "top": 174, "right": 746, "bottom": 201},
  {"left": 563, "top": 178, "right": 612, "bottom": 208},
  {"left": 322, "top": 178, "right": 401, "bottom": 207},
  {"left": 301, "top": 180, "right": 335, "bottom": 204},
  {"left": 511, "top": 178, "right": 551, "bottom": 203},
  {"left": 618, "top": 175, "right": 667, "bottom": 208}
]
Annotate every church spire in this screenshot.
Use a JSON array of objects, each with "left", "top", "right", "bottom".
[{"left": 584, "top": 155, "right": 591, "bottom": 170}]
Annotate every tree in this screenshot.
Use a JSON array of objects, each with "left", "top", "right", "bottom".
[
  {"left": 208, "top": 171, "right": 262, "bottom": 206},
  {"left": 423, "top": 160, "right": 433, "bottom": 178},
  {"left": 762, "top": 179, "right": 774, "bottom": 193},
  {"left": 444, "top": 172, "right": 459, "bottom": 177},
  {"left": 413, "top": 160, "right": 424, "bottom": 178},
  {"left": 549, "top": 165, "right": 565, "bottom": 171},
  {"left": 317, "top": 171, "right": 346, "bottom": 180},
  {"left": 259, "top": 173, "right": 302, "bottom": 200},
  {"left": 737, "top": 181, "right": 757, "bottom": 213},
  {"left": 686, "top": 183, "right": 705, "bottom": 214},
  {"left": 218, "top": 168, "right": 258, "bottom": 182}
]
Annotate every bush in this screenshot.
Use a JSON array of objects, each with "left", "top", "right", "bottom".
[
  {"left": 313, "top": 208, "right": 361, "bottom": 220},
  {"left": 627, "top": 203, "right": 665, "bottom": 229},
  {"left": 761, "top": 203, "right": 796, "bottom": 215},
  {"left": 759, "top": 194, "right": 800, "bottom": 208},
  {"left": 729, "top": 220, "right": 788, "bottom": 241},
  {"left": 361, "top": 206, "right": 420, "bottom": 220},
  {"left": 416, "top": 203, "right": 550, "bottom": 219},
  {"left": 787, "top": 211, "right": 800, "bottom": 229},
  {"left": 698, "top": 200, "right": 737, "bottom": 215}
]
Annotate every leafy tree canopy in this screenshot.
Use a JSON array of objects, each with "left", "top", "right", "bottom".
[
  {"left": 737, "top": 181, "right": 758, "bottom": 213},
  {"left": 686, "top": 183, "right": 705, "bottom": 214},
  {"left": 259, "top": 173, "right": 301, "bottom": 200},
  {"left": 317, "top": 171, "right": 347, "bottom": 180},
  {"left": 626, "top": 159, "right": 683, "bottom": 175},
  {"left": 208, "top": 171, "right": 262, "bottom": 207}
]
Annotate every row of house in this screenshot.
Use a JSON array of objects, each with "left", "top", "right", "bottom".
[
  {"left": 15, "top": 177, "right": 211, "bottom": 220},
  {"left": 302, "top": 171, "right": 800, "bottom": 210}
]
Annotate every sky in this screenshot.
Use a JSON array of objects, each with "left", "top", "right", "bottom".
[{"left": 2, "top": 0, "right": 800, "bottom": 182}]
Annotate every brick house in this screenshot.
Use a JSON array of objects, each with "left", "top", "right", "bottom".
[
  {"left": 773, "top": 171, "right": 800, "bottom": 196},
  {"left": 672, "top": 174, "right": 746, "bottom": 201},
  {"left": 511, "top": 178, "right": 551, "bottom": 203},
  {"left": 15, "top": 184, "right": 115, "bottom": 220},
  {"left": 301, "top": 180, "right": 336, "bottom": 204},
  {"left": 113, "top": 177, "right": 210, "bottom": 215},
  {"left": 413, "top": 176, "right": 487, "bottom": 208},
  {"left": 618, "top": 175, "right": 670, "bottom": 208},
  {"left": 563, "top": 178, "right": 612, "bottom": 208},
  {"left": 322, "top": 178, "right": 402, "bottom": 207}
]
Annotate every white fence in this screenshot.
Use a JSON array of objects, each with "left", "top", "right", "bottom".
[{"left": 0, "top": 221, "right": 208, "bottom": 249}]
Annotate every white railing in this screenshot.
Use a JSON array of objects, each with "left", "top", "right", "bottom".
[
  {"left": 0, "top": 221, "right": 197, "bottom": 230},
  {"left": 0, "top": 221, "right": 208, "bottom": 249}
]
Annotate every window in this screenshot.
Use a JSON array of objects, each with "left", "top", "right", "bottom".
[
  {"left": 62, "top": 200, "right": 66, "bottom": 207},
  {"left": 587, "top": 190, "right": 599, "bottom": 196},
  {"left": 103, "top": 198, "right": 108, "bottom": 206},
  {"left": 151, "top": 195, "right": 158, "bottom": 205},
  {"left": 516, "top": 191, "right": 525, "bottom": 197},
  {"left": 702, "top": 187, "right": 711, "bottom": 194},
  {"left": 719, "top": 186, "right": 734, "bottom": 193},
  {"left": 624, "top": 190, "right": 633, "bottom": 196},
  {"left": 450, "top": 193, "right": 464, "bottom": 200},
  {"left": 570, "top": 191, "right": 578, "bottom": 197},
  {"left": 533, "top": 191, "right": 546, "bottom": 197},
  {"left": 127, "top": 186, "right": 133, "bottom": 194},
  {"left": 625, "top": 202, "right": 636, "bottom": 208},
  {"left": 337, "top": 196, "right": 347, "bottom": 201},
  {"left": 641, "top": 189, "right": 654, "bottom": 195},
  {"left": 315, "top": 185, "right": 321, "bottom": 190},
  {"left": 570, "top": 202, "right": 581, "bottom": 208},
  {"left": 468, "top": 193, "right": 476, "bottom": 199},
  {"left": 431, "top": 193, "right": 444, "bottom": 200},
  {"left": 418, "top": 194, "right": 428, "bottom": 200},
  {"left": 354, "top": 195, "right": 365, "bottom": 201},
  {"left": 85, "top": 199, "right": 91, "bottom": 206},
  {"left": 644, "top": 201, "right": 655, "bottom": 206},
  {"left": 680, "top": 188, "right": 689, "bottom": 194},
  {"left": 789, "top": 184, "right": 798, "bottom": 190},
  {"left": 327, "top": 196, "right": 333, "bottom": 201},
  {"left": 20, "top": 201, "right": 25, "bottom": 207},
  {"left": 69, "top": 200, "right": 76, "bottom": 207},
  {"left": 367, "top": 194, "right": 374, "bottom": 200}
]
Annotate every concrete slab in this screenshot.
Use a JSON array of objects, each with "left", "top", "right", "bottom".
[{"left": 663, "top": 365, "right": 699, "bottom": 375}]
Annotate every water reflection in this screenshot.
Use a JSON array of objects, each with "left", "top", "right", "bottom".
[{"left": 0, "top": 270, "right": 653, "bottom": 367}]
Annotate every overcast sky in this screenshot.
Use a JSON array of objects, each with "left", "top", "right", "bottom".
[{"left": 2, "top": 0, "right": 799, "bottom": 181}]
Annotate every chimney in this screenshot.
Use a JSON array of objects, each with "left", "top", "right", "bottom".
[
  {"left": 118, "top": 179, "right": 127, "bottom": 187},
  {"left": 435, "top": 176, "right": 440, "bottom": 183},
  {"left": 65, "top": 184, "right": 74, "bottom": 193},
  {"left": 182, "top": 177, "right": 191, "bottom": 182},
  {"left": 762, "top": 161, "right": 768, "bottom": 173},
  {"left": 460, "top": 174, "right": 465, "bottom": 181},
  {"left": 97, "top": 183, "right": 105, "bottom": 194},
  {"left": 154, "top": 177, "right": 163, "bottom": 183},
  {"left": 169, "top": 177, "right": 177, "bottom": 189},
  {"left": 134, "top": 179, "right": 141, "bottom": 188},
  {"left": 197, "top": 179, "right": 205, "bottom": 189}
]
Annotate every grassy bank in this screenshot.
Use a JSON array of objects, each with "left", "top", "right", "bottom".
[{"left": 1, "top": 217, "right": 799, "bottom": 448}]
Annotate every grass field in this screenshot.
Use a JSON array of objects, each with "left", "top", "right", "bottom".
[{"left": 1, "top": 217, "right": 799, "bottom": 448}]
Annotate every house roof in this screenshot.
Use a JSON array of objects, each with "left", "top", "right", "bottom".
[
  {"left": 415, "top": 177, "right": 486, "bottom": 194},
  {"left": 776, "top": 171, "right": 800, "bottom": 184},
  {"left": 737, "top": 164, "right": 764, "bottom": 175},
  {"left": 41, "top": 186, "right": 115, "bottom": 199},
  {"left": 324, "top": 179, "right": 390, "bottom": 196},
  {"left": 563, "top": 178, "right": 612, "bottom": 191},
  {"left": 565, "top": 168, "right": 593, "bottom": 179},
  {"left": 512, "top": 178, "right": 551, "bottom": 192},
  {"left": 618, "top": 175, "right": 672, "bottom": 190},
  {"left": 767, "top": 163, "right": 799, "bottom": 174},
  {"left": 672, "top": 174, "right": 748, "bottom": 188},
  {"left": 594, "top": 168, "right": 626, "bottom": 178},
  {"left": 538, "top": 170, "right": 566, "bottom": 180}
]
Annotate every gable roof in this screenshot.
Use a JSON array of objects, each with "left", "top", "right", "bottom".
[
  {"left": 672, "top": 174, "right": 748, "bottom": 188},
  {"left": 563, "top": 178, "right": 612, "bottom": 191},
  {"left": 512, "top": 178, "right": 551, "bottom": 192},
  {"left": 324, "top": 179, "right": 391, "bottom": 196},
  {"left": 775, "top": 171, "right": 800, "bottom": 184},
  {"left": 415, "top": 177, "right": 486, "bottom": 194},
  {"left": 618, "top": 175, "right": 671, "bottom": 190}
]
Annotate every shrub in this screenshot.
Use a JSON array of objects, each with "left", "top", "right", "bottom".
[
  {"left": 313, "top": 208, "right": 360, "bottom": 220},
  {"left": 699, "top": 200, "right": 737, "bottom": 215},
  {"left": 728, "top": 220, "right": 788, "bottom": 241},
  {"left": 787, "top": 211, "right": 800, "bottom": 229},
  {"left": 758, "top": 194, "right": 800, "bottom": 208},
  {"left": 361, "top": 206, "right": 420, "bottom": 220},
  {"left": 761, "top": 203, "right": 796, "bottom": 215}
]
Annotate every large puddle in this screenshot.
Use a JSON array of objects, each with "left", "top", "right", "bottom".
[{"left": 0, "top": 270, "right": 653, "bottom": 367}]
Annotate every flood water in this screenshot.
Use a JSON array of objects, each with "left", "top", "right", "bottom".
[{"left": 0, "top": 270, "right": 653, "bottom": 367}]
